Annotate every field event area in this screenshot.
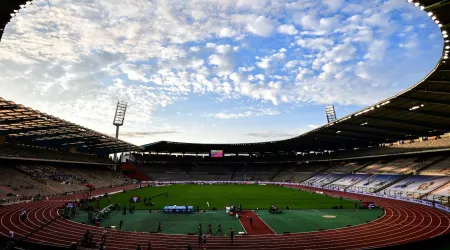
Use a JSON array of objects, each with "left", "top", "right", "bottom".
[{"left": 73, "top": 184, "right": 382, "bottom": 235}]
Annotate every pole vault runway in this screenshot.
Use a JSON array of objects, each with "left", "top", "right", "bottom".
[{"left": 0, "top": 185, "right": 449, "bottom": 250}]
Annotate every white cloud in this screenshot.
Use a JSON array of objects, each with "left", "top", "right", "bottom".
[
  {"left": 215, "top": 44, "right": 233, "bottom": 54},
  {"left": 218, "top": 27, "right": 237, "bottom": 38},
  {"left": 364, "top": 40, "right": 388, "bottom": 61},
  {"left": 256, "top": 49, "right": 286, "bottom": 69},
  {"left": 245, "top": 16, "right": 275, "bottom": 37},
  {"left": 190, "top": 46, "right": 200, "bottom": 52},
  {"left": 206, "top": 43, "right": 217, "bottom": 49},
  {"left": 0, "top": 0, "right": 441, "bottom": 144},
  {"left": 209, "top": 107, "right": 280, "bottom": 119},
  {"left": 277, "top": 24, "right": 298, "bottom": 35}
]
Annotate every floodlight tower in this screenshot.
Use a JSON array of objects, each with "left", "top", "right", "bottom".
[
  {"left": 113, "top": 101, "right": 128, "bottom": 162},
  {"left": 325, "top": 105, "right": 337, "bottom": 123}
]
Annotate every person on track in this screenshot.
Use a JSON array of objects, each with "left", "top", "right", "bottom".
[
  {"left": 157, "top": 222, "right": 162, "bottom": 233},
  {"left": 208, "top": 224, "right": 212, "bottom": 235},
  {"left": 215, "top": 224, "right": 222, "bottom": 235},
  {"left": 119, "top": 220, "right": 124, "bottom": 230},
  {"left": 249, "top": 216, "right": 253, "bottom": 228},
  {"left": 230, "top": 228, "right": 234, "bottom": 244},
  {"left": 202, "top": 233, "right": 208, "bottom": 247},
  {"left": 101, "top": 228, "right": 107, "bottom": 244},
  {"left": 198, "top": 230, "right": 202, "bottom": 247}
]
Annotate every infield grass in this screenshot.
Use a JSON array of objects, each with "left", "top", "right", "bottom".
[{"left": 97, "top": 184, "right": 356, "bottom": 210}]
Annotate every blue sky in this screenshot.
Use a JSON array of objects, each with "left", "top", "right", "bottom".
[{"left": 0, "top": 0, "right": 444, "bottom": 145}]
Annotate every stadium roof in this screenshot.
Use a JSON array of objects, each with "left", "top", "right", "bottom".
[
  {"left": 0, "top": 98, "right": 142, "bottom": 154},
  {"left": 143, "top": 0, "right": 450, "bottom": 153},
  {"left": 0, "top": 0, "right": 29, "bottom": 41}
]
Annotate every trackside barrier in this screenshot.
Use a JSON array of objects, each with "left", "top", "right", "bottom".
[{"left": 141, "top": 180, "right": 450, "bottom": 213}]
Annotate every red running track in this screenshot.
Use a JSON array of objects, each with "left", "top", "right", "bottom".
[
  {"left": 238, "top": 210, "right": 275, "bottom": 235},
  {"left": 1, "top": 184, "right": 449, "bottom": 250}
]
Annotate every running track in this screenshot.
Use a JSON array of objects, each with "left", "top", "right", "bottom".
[{"left": 1, "top": 184, "right": 449, "bottom": 250}]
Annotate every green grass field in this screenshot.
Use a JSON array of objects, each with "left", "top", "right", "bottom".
[
  {"left": 98, "top": 184, "right": 355, "bottom": 210},
  {"left": 75, "top": 184, "right": 381, "bottom": 235},
  {"left": 258, "top": 209, "right": 382, "bottom": 233}
]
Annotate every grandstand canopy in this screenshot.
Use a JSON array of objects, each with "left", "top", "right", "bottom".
[
  {"left": 0, "top": 97, "right": 142, "bottom": 154},
  {"left": 143, "top": 1, "right": 450, "bottom": 154},
  {"left": 0, "top": 0, "right": 29, "bottom": 41}
]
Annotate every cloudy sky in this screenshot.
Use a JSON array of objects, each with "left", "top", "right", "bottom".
[{"left": 0, "top": 0, "right": 443, "bottom": 146}]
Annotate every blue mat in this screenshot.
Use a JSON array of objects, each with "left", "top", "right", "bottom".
[{"left": 163, "top": 205, "right": 194, "bottom": 213}]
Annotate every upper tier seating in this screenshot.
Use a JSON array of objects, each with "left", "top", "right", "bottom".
[
  {"left": 426, "top": 183, "right": 450, "bottom": 205},
  {"left": 326, "top": 174, "right": 371, "bottom": 190},
  {"left": 325, "top": 162, "right": 368, "bottom": 173},
  {"left": 0, "top": 144, "right": 112, "bottom": 164},
  {"left": 302, "top": 174, "right": 342, "bottom": 187},
  {"left": 348, "top": 174, "right": 402, "bottom": 193},
  {"left": 358, "top": 158, "right": 435, "bottom": 174},
  {"left": 380, "top": 175, "right": 450, "bottom": 198},
  {"left": 420, "top": 156, "right": 450, "bottom": 176}
]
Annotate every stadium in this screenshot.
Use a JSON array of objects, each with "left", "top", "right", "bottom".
[{"left": 0, "top": 0, "right": 450, "bottom": 250}]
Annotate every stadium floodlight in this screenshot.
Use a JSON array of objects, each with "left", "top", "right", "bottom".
[
  {"left": 113, "top": 101, "right": 128, "bottom": 162},
  {"left": 113, "top": 101, "right": 128, "bottom": 127},
  {"left": 325, "top": 105, "right": 337, "bottom": 123}
]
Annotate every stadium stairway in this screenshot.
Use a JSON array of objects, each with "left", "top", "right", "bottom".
[
  {"left": 269, "top": 168, "right": 283, "bottom": 181},
  {"left": 354, "top": 161, "right": 375, "bottom": 172},
  {"left": 416, "top": 156, "right": 447, "bottom": 174},
  {"left": 373, "top": 173, "right": 413, "bottom": 193}
]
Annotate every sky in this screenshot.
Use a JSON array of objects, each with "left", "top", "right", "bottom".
[{"left": 0, "top": 0, "right": 444, "bottom": 146}]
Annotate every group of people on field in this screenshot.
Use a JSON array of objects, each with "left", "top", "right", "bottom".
[{"left": 197, "top": 223, "right": 235, "bottom": 247}]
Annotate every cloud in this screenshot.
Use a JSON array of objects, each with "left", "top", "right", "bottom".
[
  {"left": 0, "top": 0, "right": 441, "bottom": 144},
  {"left": 111, "top": 131, "right": 179, "bottom": 138},
  {"left": 218, "top": 27, "right": 237, "bottom": 38},
  {"left": 277, "top": 24, "right": 298, "bottom": 35},
  {"left": 243, "top": 131, "right": 297, "bottom": 138},
  {"left": 205, "top": 107, "right": 281, "bottom": 119},
  {"left": 256, "top": 49, "right": 287, "bottom": 69},
  {"left": 245, "top": 16, "right": 275, "bottom": 37}
]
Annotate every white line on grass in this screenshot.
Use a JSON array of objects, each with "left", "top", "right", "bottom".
[{"left": 312, "top": 209, "right": 326, "bottom": 215}]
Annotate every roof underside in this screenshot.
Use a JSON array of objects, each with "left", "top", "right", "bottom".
[
  {"left": 0, "top": 98, "right": 142, "bottom": 154},
  {"left": 143, "top": 0, "right": 450, "bottom": 153}
]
